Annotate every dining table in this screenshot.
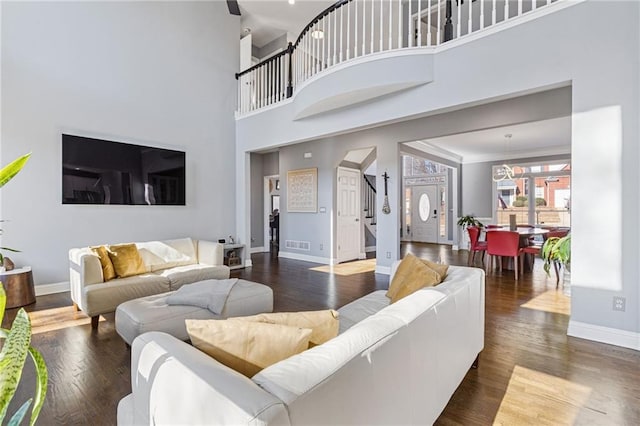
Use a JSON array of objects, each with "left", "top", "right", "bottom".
[{"left": 484, "top": 226, "right": 550, "bottom": 272}]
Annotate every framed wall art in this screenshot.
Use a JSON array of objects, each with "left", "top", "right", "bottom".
[{"left": 287, "top": 167, "right": 317, "bottom": 213}]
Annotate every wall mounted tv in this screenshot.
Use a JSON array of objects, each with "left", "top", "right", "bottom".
[{"left": 62, "top": 134, "right": 186, "bottom": 205}]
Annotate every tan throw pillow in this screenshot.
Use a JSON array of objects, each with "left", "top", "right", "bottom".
[
  {"left": 387, "top": 254, "right": 442, "bottom": 304},
  {"left": 186, "top": 319, "right": 312, "bottom": 377},
  {"left": 419, "top": 258, "right": 449, "bottom": 280},
  {"left": 90, "top": 245, "right": 116, "bottom": 281},
  {"left": 232, "top": 310, "right": 339, "bottom": 347},
  {"left": 107, "top": 243, "right": 146, "bottom": 278}
]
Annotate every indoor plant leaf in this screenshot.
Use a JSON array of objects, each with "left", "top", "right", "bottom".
[
  {"left": 0, "top": 153, "right": 31, "bottom": 189},
  {"left": 0, "top": 287, "right": 5, "bottom": 326},
  {"left": 7, "top": 399, "right": 31, "bottom": 426},
  {"left": 0, "top": 309, "right": 31, "bottom": 422},
  {"left": 26, "top": 347, "right": 47, "bottom": 425}
]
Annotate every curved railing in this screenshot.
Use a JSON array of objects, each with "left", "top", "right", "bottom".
[{"left": 236, "top": 0, "right": 559, "bottom": 115}]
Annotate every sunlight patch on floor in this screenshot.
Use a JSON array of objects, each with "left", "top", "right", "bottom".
[
  {"left": 521, "top": 289, "right": 570, "bottom": 316},
  {"left": 494, "top": 365, "right": 592, "bottom": 425},
  {"left": 28, "top": 306, "right": 105, "bottom": 334},
  {"left": 310, "top": 258, "right": 376, "bottom": 276}
]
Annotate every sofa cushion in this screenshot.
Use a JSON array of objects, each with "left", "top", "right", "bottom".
[
  {"left": 337, "top": 290, "right": 390, "bottom": 333},
  {"left": 108, "top": 244, "right": 146, "bottom": 278},
  {"left": 186, "top": 319, "right": 312, "bottom": 378},
  {"left": 232, "top": 310, "right": 339, "bottom": 347},
  {"left": 157, "top": 264, "right": 230, "bottom": 290},
  {"left": 91, "top": 245, "right": 116, "bottom": 281},
  {"left": 136, "top": 238, "right": 196, "bottom": 272},
  {"left": 387, "top": 254, "right": 442, "bottom": 303}
]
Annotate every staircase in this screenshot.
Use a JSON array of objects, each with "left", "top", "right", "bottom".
[{"left": 363, "top": 174, "right": 377, "bottom": 250}]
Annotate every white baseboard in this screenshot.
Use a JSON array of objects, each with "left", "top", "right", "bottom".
[
  {"left": 244, "top": 259, "right": 253, "bottom": 267},
  {"left": 35, "top": 281, "right": 70, "bottom": 296},
  {"left": 365, "top": 246, "right": 376, "bottom": 253},
  {"left": 358, "top": 252, "right": 366, "bottom": 260},
  {"left": 278, "top": 251, "right": 335, "bottom": 265},
  {"left": 567, "top": 320, "right": 640, "bottom": 351},
  {"left": 452, "top": 245, "right": 459, "bottom": 251},
  {"left": 250, "top": 246, "right": 264, "bottom": 254},
  {"left": 375, "top": 265, "right": 391, "bottom": 275}
]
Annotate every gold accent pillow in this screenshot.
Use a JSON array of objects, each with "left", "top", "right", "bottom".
[
  {"left": 232, "top": 310, "right": 339, "bottom": 347},
  {"left": 186, "top": 319, "right": 312, "bottom": 377},
  {"left": 90, "top": 245, "right": 116, "bottom": 281},
  {"left": 386, "top": 254, "right": 442, "bottom": 304},
  {"left": 419, "top": 258, "right": 449, "bottom": 280},
  {"left": 107, "top": 243, "right": 146, "bottom": 278}
]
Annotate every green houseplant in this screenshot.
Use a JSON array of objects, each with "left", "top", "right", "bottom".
[
  {"left": 0, "top": 153, "right": 48, "bottom": 425},
  {"left": 542, "top": 233, "right": 571, "bottom": 282},
  {"left": 457, "top": 214, "right": 484, "bottom": 229}
]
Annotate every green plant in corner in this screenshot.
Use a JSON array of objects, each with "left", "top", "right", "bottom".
[
  {"left": 457, "top": 214, "right": 484, "bottom": 229},
  {"left": 542, "top": 233, "right": 571, "bottom": 276},
  {"left": 0, "top": 153, "right": 48, "bottom": 425}
]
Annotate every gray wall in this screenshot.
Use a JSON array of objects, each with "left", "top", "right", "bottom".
[
  {"left": 236, "top": 1, "right": 640, "bottom": 343},
  {"left": 1, "top": 1, "right": 239, "bottom": 285}
]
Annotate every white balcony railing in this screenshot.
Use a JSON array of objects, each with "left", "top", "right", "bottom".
[{"left": 236, "top": 0, "right": 559, "bottom": 116}]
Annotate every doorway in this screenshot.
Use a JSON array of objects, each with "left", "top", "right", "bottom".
[
  {"left": 336, "top": 167, "right": 362, "bottom": 263},
  {"left": 410, "top": 185, "right": 439, "bottom": 243},
  {"left": 263, "top": 175, "right": 280, "bottom": 252}
]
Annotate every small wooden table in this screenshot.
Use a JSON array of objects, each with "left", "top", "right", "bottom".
[{"left": 1, "top": 266, "right": 36, "bottom": 309}]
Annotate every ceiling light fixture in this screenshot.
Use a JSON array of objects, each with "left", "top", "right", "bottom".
[
  {"left": 311, "top": 29, "right": 324, "bottom": 40},
  {"left": 492, "top": 134, "right": 521, "bottom": 183}
]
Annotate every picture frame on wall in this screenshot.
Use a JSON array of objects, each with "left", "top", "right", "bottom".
[{"left": 287, "top": 167, "right": 317, "bottom": 213}]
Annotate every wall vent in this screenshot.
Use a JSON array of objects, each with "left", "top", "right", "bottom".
[{"left": 285, "top": 240, "right": 311, "bottom": 251}]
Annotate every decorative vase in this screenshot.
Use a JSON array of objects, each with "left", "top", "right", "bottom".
[{"left": 3, "top": 257, "right": 15, "bottom": 271}]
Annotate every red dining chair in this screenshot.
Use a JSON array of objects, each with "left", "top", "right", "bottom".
[
  {"left": 485, "top": 224, "right": 501, "bottom": 229},
  {"left": 467, "top": 226, "right": 487, "bottom": 266},
  {"left": 486, "top": 231, "right": 524, "bottom": 280}
]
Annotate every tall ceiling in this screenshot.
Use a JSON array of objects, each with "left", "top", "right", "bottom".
[{"left": 238, "top": 0, "right": 334, "bottom": 48}]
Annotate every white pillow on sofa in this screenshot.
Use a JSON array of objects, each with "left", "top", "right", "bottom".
[{"left": 136, "top": 238, "right": 197, "bottom": 272}]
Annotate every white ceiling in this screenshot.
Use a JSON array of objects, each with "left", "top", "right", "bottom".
[
  {"left": 405, "top": 116, "right": 571, "bottom": 164},
  {"left": 238, "top": 0, "right": 334, "bottom": 48}
]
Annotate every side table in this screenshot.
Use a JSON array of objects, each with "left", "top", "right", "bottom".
[{"left": 1, "top": 266, "right": 36, "bottom": 309}]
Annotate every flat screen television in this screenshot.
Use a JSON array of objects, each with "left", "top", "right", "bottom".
[{"left": 62, "top": 134, "right": 186, "bottom": 205}]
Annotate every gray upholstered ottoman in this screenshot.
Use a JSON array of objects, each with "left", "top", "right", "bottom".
[{"left": 115, "top": 279, "right": 273, "bottom": 345}]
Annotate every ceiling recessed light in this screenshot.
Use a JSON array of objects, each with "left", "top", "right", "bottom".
[
  {"left": 288, "top": 0, "right": 295, "bottom": 5},
  {"left": 311, "top": 29, "right": 324, "bottom": 39}
]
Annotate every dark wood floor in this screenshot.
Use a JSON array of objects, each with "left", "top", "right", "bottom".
[{"left": 3, "top": 244, "right": 639, "bottom": 425}]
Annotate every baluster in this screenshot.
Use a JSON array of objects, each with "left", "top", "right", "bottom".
[
  {"left": 340, "top": 6, "right": 344, "bottom": 63},
  {"left": 398, "top": 0, "right": 403, "bottom": 48},
  {"left": 492, "top": 0, "right": 497, "bottom": 25},
  {"left": 388, "top": 0, "right": 393, "bottom": 50},
  {"left": 370, "top": 0, "right": 374, "bottom": 52},
  {"left": 379, "top": 0, "right": 383, "bottom": 51},
  {"left": 306, "top": 33, "right": 310, "bottom": 78},
  {"left": 363, "top": 0, "right": 367, "bottom": 54},
  {"left": 480, "top": 0, "right": 485, "bottom": 30},
  {"left": 417, "top": 0, "right": 422, "bottom": 47},
  {"left": 426, "top": 0, "right": 431, "bottom": 46},
  {"left": 322, "top": 17, "right": 327, "bottom": 69},
  {"left": 505, "top": 0, "right": 509, "bottom": 21},
  {"left": 347, "top": 2, "right": 351, "bottom": 60},
  {"left": 533, "top": 0, "right": 537, "bottom": 10},
  {"left": 468, "top": 0, "right": 472, "bottom": 35},
  {"left": 547, "top": 0, "right": 551, "bottom": 5},
  {"left": 456, "top": 0, "right": 461, "bottom": 38},
  {"left": 333, "top": 8, "right": 337, "bottom": 64},
  {"left": 518, "top": 0, "right": 523, "bottom": 16},
  {"left": 355, "top": 0, "right": 359, "bottom": 56},
  {"left": 267, "top": 61, "right": 271, "bottom": 105},
  {"left": 437, "top": 0, "right": 441, "bottom": 45},
  {"left": 408, "top": 0, "right": 412, "bottom": 47},
  {"left": 314, "top": 23, "right": 318, "bottom": 74}
]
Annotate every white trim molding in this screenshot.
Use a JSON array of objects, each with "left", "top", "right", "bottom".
[
  {"left": 375, "top": 265, "right": 391, "bottom": 275},
  {"left": 35, "top": 281, "right": 70, "bottom": 296},
  {"left": 567, "top": 320, "right": 640, "bottom": 351},
  {"left": 278, "top": 251, "right": 335, "bottom": 265},
  {"left": 365, "top": 246, "right": 376, "bottom": 253},
  {"left": 250, "top": 246, "right": 265, "bottom": 254}
]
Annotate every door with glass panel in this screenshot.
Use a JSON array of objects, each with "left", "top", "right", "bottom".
[{"left": 411, "top": 185, "right": 438, "bottom": 243}]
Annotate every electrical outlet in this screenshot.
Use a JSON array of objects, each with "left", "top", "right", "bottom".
[
  {"left": 613, "top": 296, "right": 626, "bottom": 312},
  {"left": 319, "top": 243, "right": 323, "bottom": 250},
  {"left": 386, "top": 251, "right": 391, "bottom": 259}
]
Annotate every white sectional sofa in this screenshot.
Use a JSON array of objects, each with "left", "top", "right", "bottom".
[
  {"left": 69, "top": 238, "right": 230, "bottom": 328},
  {"left": 117, "top": 262, "right": 485, "bottom": 425}
]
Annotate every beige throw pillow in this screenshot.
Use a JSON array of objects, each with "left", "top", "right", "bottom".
[
  {"left": 387, "top": 254, "right": 442, "bottom": 304},
  {"left": 232, "top": 310, "right": 339, "bottom": 347},
  {"left": 419, "top": 258, "right": 449, "bottom": 280},
  {"left": 90, "top": 245, "right": 116, "bottom": 281},
  {"left": 186, "top": 319, "right": 312, "bottom": 377},
  {"left": 107, "top": 243, "right": 146, "bottom": 278}
]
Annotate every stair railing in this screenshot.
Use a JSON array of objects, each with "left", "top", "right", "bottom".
[
  {"left": 236, "top": 0, "right": 560, "bottom": 115},
  {"left": 363, "top": 174, "right": 377, "bottom": 225}
]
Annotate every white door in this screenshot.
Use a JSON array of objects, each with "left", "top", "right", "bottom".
[
  {"left": 337, "top": 167, "right": 361, "bottom": 263},
  {"left": 411, "top": 185, "right": 438, "bottom": 243}
]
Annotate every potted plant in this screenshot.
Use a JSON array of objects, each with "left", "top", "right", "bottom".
[
  {"left": 457, "top": 215, "right": 483, "bottom": 250},
  {"left": 542, "top": 233, "right": 571, "bottom": 284},
  {"left": 0, "top": 153, "right": 48, "bottom": 425}
]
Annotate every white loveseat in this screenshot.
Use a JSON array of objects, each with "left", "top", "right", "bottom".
[
  {"left": 69, "top": 238, "right": 230, "bottom": 328},
  {"left": 117, "top": 262, "right": 485, "bottom": 425}
]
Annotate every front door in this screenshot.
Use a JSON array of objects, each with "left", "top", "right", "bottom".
[
  {"left": 411, "top": 185, "right": 438, "bottom": 243},
  {"left": 337, "top": 167, "right": 361, "bottom": 263}
]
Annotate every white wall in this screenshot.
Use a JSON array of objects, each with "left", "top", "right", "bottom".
[
  {"left": 236, "top": 1, "right": 640, "bottom": 346},
  {"left": 1, "top": 1, "right": 239, "bottom": 286}
]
